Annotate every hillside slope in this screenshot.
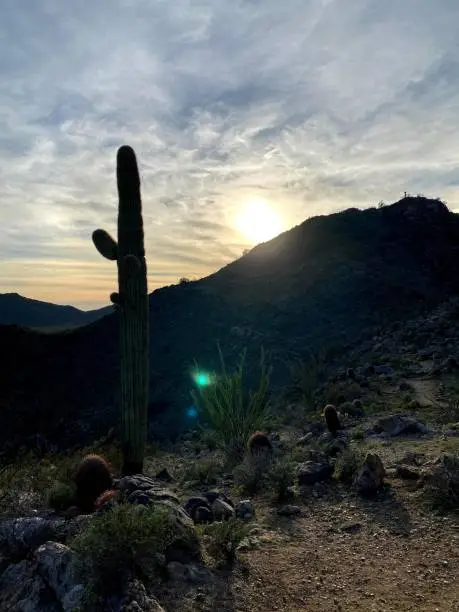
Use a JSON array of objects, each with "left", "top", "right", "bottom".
[
  {"left": 0, "top": 293, "right": 112, "bottom": 328},
  {"left": 1, "top": 196, "right": 459, "bottom": 452}
]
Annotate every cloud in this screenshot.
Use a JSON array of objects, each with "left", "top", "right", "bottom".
[{"left": 1, "top": 0, "right": 459, "bottom": 307}]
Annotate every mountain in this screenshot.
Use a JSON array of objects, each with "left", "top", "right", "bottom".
[
  {"left": 1, "top": 195, "right": 459, "bottom": 454},
  {"left": 0, "top": 293, "right": 113, "bottom": 328}
]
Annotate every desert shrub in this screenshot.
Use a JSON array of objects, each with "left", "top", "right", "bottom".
[
  {"left": 351, "top": 427, "right": 365, "bottom": 441},
  {"left": 199, "top": 428, "right": 219, "bottom": 451},
  {"left": 203, "top": 517, "right": 251, "bottom": 562},
  {"left": 266, "top": 456, "right": 295, "bottom": 502},
  {"left": 191, "top": 346, "right": 272, "bottom": 462},
  {"left": 233, "top": 452, "right": 273, "bottom": 496},
  {"left": 288, "top": 351, "right": 327, "bottom": 411},
  {"left": 423, "top": 453, "right": 459, "bottom": 513},
  {"left": 334, "top": 446, "right": 364, "bottom": 483},
  {"left": 0, "top": 455, "right": 57, "bottom": 517},
  {"left": 72, "top": 504, "right": 181, "bottom": 597},
  {"left": 323, "top": 381, "right": 362, "bottom": 406},
  {"left": 182, "top": 457, "right": 223, "bottom": 486},
  {"left": 45, "top": 481, "right": 76, "bottom": 512}
]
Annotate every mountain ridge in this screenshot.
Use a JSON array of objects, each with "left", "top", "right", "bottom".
[
  {"left": 0, "top": 292, "right": 113, "bottom": 328},
  {"left": 1, "top": 195, "right": 459, "bottom": 454}
]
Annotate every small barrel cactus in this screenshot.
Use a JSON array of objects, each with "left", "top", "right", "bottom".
[
  {"left": 323, "top": 404, "right": 341, "bottom": 437},
  {"left": 248, "top": 431, "right": 273, "bottom": 455},
  {"left": 92, "top": 146, "right": 149, "bottom": 476},
  {"left": 74, "top": 454, "right": 114, "bottom": 513}
]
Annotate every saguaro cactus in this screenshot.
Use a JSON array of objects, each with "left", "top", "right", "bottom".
[{"left": 92, "top": 145, "right": 149, "bottom": 476}]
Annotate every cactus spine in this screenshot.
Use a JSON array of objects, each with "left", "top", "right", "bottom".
[{"left": 92, "top": 145, "right": 149, "bottom": 476}]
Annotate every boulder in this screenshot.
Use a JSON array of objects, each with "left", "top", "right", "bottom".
[
  {"left": 354, "top": 453, "right": 385, "bottom": 495},
  {"left": 296, "top": 460, "right": 333, "bottom": 486},
  {"left": 0, "top": 559, "right": 61, "bottom": 612},
  {"left": 372, "top": 414, "right": 428, "bottom": 437}
]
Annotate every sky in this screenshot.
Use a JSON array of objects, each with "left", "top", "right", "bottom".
[{"left": 1, "top": 0, "right": 459, "bottom": 310}]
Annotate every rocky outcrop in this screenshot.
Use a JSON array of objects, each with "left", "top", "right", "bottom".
[{"left": 354, "top": 453, "right": 385, "bottom": 496}]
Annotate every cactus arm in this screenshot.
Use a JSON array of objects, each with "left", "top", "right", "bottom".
[{"left": 92, "top": 229, "right": 118, "bottom": 261}]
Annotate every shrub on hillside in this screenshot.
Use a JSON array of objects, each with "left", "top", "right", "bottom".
[
  {"left": 72, "top": 504, "right": 183, "bottom": 597},
  {"left": 182, "top": 457, "right": 223, "bottom": 486},
  {"left": 191, "top": 346, "right": 272, "bottom": 462},
  {"left": 334, "top": 446, "right": 365, "bottom": 483},
  {"left": 266, "top": 456, "right": 295, "bottom": 502},
  {"left": 233, "top": 452, "right": 272, "bottom": 496},
  {"left": 203, "top": 517, "right": 251, "bottom": 562}
]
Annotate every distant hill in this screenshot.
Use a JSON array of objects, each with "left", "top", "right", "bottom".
[
  {"left": 0, "top": 293, "right": 113, "bottom": 328},
  {"left": 2, "top": 195, "right": 459, "bottom": 453}
]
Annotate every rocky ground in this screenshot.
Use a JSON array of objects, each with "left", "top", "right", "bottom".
[{"left": 1, "top": 299, "right": 459, "bottom": 611}]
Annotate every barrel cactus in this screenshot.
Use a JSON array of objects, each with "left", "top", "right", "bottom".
[{"left": 92, "top": 145, "right": 149, "bottom": 476}]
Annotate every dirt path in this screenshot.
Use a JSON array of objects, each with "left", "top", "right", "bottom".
[
  {"left": 232, "top": 486, "right": 459, "bottom": 612},
  {"left": 163, "top": 479, "right": 459, "bottom": 612}
]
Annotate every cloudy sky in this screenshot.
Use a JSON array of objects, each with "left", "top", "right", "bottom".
[{"left": 1, "top": 0, "right": 459, "bottom": 309}]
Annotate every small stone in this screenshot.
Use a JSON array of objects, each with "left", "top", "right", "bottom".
[
  {"left": 235, "top": 500, "right": 255, "bottom": 520},
  {"left": 277, "top": 505, "right": 301, "bottom": 517},
  {"left": 155, "top": 468, "right": 174, "bottom": 483},
  {"left": 297, "top": 432, "right": 313, "bottom": 445},
  {"left": 211, "top": 498, "right": 235, "bottom": 521}
]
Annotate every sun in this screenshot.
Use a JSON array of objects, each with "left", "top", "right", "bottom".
[{"left": 235, "top": 199, "right": 283, "bottom": 244}]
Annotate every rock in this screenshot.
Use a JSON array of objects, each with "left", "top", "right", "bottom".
[
  {"left": 399, "top": 451, "right": 426, "bottom": 466},
  {"left": 183, "top": 497, "right": 212, "bottom": 521},
  {"left": 120, "top": 578, "right": 165, "bottom": 611},
  {"left": 277, "top": 505, "right": 301, "bottom": 517},
  {"left": 340, "top": 400, "right": 365, "bottom": 418},
  {"left": 0, "top": 559, "right": 61, "bottom": 611},
  {"left": 126, "top": 488, "right": 180, "bottom": 507},
  {"left": 374, "top": 364, "right": 394, "bottom": 376},
  {"left": 62, "top": 585, "right": 86, "bottom": 612},
  {"left": 211, "top": 499, "right": 235, "bottom": 521},
  {"left": 296, "top": 460, "right": 333, "bottom": 486},
  {"left": 297, "top": 432, "right": 313, "bottom": 445},
  {"left": 340, "top": 521, "right": 362, "bottom": 534},
  {"left": 34, "top": 541, "right": 79, "bottom": 606},
  {"left": 166, "top": 561, "right": 212, "bottom": 584},
  {"left": 155, "top": 468, "right": 174, "bottom": 483},
  {"left": 194, "top": 506, "right": 213, "bottom": 524},
  {"left": 202, "top": 491, "right": 234, "bottom": 508},
  {"left": 326, "top": 435, "right": 349, "bottom": 457},
  {"left": 399, "top": 381, "right": 412, "bottom": 392},
  {"left": 117, "top": 474, "right": 158, "bottom": 496},
  {"left": 0, "top": 517, "right": 67, "bottom": 558},
  {"left": 354, "top": 453, "right": 385, "bottom": 496},
  {"left": 235, "top": 500, "right": 255, "bottom": 520},
  {"left": 372, "top": 414, "right": 428, "bottom": 436},
  {"left": 396, "top": 465, "right": 421, "bottom": 480}
]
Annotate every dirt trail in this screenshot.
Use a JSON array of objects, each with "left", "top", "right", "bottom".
[
  {"left": 163, "top": 480, "right": 459, "bottom": 612},
  {"left": 408, "top": 378, "right": 446, "bottom": 409}
]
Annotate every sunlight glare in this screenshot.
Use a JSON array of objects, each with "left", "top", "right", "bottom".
[{"left": 235, "top": 198, "right": 283, "bottom": 244}]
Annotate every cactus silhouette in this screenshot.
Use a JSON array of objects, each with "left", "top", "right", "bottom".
[{"left": 92, "top": 146, "right": 149, "bottom": 476}]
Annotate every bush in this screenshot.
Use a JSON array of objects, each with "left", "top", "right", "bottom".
[
  {"left": 203, "top": 517, "right": 251, "bottom": 562},
  {"left": 287, "top": 350, "right": 327, "bottom": 411},
  {"left": 423, "top": 453, "right": 459, "bottom": 513},
  {"left": 334, "top": 446, "right": 364, "bottom": 483},
  {"left": 72, "top": 504, "right": 182, "bottom": 597},
  {"left": 191, "top": 346, "right": 272, "bottom": 462},
  {"left": 45, "top": 481, "right": 76, "bottom": 512},
  {"left": 266, "top": 457, "right": 295, "bottom": 502},
  {"left": 182, "top": 457, "right": 223, "bottom": 486},
  {"left": 233, "top": 452, "right": 273, "bottom": 496}
]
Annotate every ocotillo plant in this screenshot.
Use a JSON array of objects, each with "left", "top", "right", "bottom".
[{"left": 92, "top": 145, "right": 149, "bottom": 476}]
